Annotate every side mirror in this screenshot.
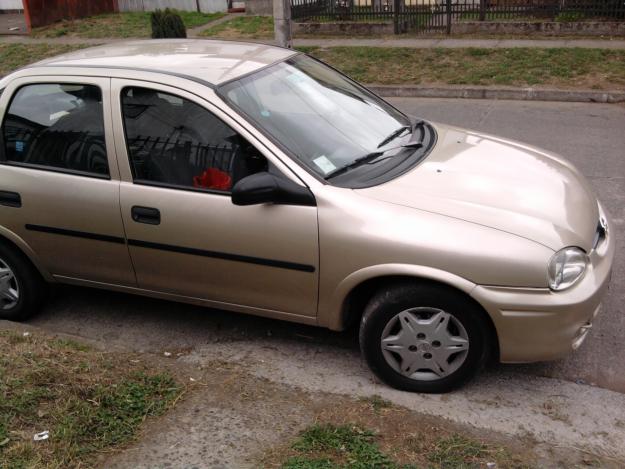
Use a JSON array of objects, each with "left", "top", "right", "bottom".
[{"left": 231, "top": 172, "right": 316, "bottom": 207}]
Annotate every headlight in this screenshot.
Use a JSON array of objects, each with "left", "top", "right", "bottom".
[{"left": 548, "top": 247, "right": 588, "bottom": 291}]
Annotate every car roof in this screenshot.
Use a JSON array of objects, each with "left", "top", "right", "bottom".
[{"left": 30, "top": 39, "right": 298, "bottom": 86}]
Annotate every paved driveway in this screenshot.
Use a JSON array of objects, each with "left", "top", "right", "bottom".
[
  {"left": 0, "top": 13, "right": 27, "bottom": 35},
  {"left": 26, "top": 98, "right": 625, "bottom": 392}
]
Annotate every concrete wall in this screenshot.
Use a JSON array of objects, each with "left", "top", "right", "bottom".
[
  {"left": 246, "top": 0, "right": 272, "bottom": 15},
  {"left": 118, "top": 0, "right": 227, "bottom": 12},
  {"left": 452, "top": 21, "right": 625, "bottom": 36},
  {"left": 0, "top": 0, "right": 23, "bottom": 10}
]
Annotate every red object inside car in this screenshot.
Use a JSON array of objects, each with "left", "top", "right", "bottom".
[{"left": 193, "top": 168, "right": 232, "bottom": 191}]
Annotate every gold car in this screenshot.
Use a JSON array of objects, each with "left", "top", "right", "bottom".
[{"left": 0, "top": 40, "right": 614, "bottom": 393}]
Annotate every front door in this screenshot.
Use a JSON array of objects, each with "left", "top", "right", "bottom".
[
  {"left": 111, "top": 79, "right": 319, "bottom": 318},
  {"left": 0, "top": 76, "right": 136, "bottom": 286}
]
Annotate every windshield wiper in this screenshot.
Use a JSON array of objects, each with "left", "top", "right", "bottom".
[
  {"left": 376, "top": 125, "right": 410, "bottom": 149},
  {"left": 325, "top": 120, "right": 428, "bottom": 180},
  {"left": 324, "top": 151, "right": 385, "bottom": 180},
  {"left": 406, "top": 119, "right": 425, "bottom": 146}
]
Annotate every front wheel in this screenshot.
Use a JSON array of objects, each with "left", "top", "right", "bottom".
[{"left": 359, "top": 283, "right": 490, "bottom": 393}]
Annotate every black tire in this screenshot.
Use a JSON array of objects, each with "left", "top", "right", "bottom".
[
  {"left": 0, "top": 241, "right": 47, "bottom": 321},
  {"left": 359, "top": 282, "right": 490, "bottom": 393}
]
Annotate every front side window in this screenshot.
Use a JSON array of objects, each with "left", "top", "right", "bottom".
[
  {"left": 2, "top": 83, "right": 109, "bottom": 176},
  {"left": 121, "top": 87, "right": 267, "bottom": 193}
]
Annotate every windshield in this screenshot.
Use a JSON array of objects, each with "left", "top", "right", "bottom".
[{"left": 218, "top": 54, "right": 411, "bottom": 179}]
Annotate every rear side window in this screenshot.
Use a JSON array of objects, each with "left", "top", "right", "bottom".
[{"left": 1, "top": 83, "right": 109, "bottom": 176}]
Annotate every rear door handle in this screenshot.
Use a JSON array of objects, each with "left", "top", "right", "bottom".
[
  {"left": 0, "top": 191, "right": 21, "bottom": 208},
  {"left": 131, "top": 206, "right": 160, "bottom": 225}
]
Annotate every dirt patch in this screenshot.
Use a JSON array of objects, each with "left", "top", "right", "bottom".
[
  {"left": 259, "top": 391, "right": 623, "bottom": 468},
  {"left": 102, "top": 353, "right": 624, "bottom": 468}
]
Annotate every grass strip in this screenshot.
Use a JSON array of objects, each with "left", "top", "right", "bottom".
[
  {"left": 201, "top": 15, "right": 275, "bottom": 39},
  {"left": 299, "top": 46, "right": 625, "bottom": 89},
  {"left": 0, "top": 330, "right": 182, "bottom": 468},
  {"left": 32, "top": 11, "right": 225, "bottom": 38},
  {"left": 0, "top": 44, "right": 88, "bottom": 76},
  {"left": 274, "top": 423, "right": 524, "bottom": 469}
]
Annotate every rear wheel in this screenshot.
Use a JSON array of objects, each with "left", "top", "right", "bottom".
[
  {"left": 0, "top": 242, "right": 47, "bottom": 321},
  {"left": 359, "top": 282, "right": 490, "bottom": 393}
]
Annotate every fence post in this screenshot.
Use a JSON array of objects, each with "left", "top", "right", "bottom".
[
  {"left": 393, "top": 0, "right": 400, "bottom": 34},
  {"left": 479, "top": 0, "right": 486, "bottom": 21},
  {"left": 274, "top": 0, "right": 293, "bottom": 48},
  {"left": 446, "top": 0, "right": 452, "bottom": 35}
]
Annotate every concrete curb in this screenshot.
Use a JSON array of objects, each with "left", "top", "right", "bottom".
[{"left": 368, "top": 84, "right": 625, "bottom": 103}]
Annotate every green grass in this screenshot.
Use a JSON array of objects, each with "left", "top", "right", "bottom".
[
  {"left": 0, "top": 330, "right": 182, "bottom": 468},
  {"left": 33, "top": 11, "right": 225, "bottom": 38},
  {"left": 298, "top": 46, "right": 625, "bottom": 89},
  {"left": 201, "top": 15, "right": 275, "bottom": 39},
  {"left": 0, "top": 43, "right": 88, "bottom": 76},
  {"left": 282, "top": 424, "right": 400, "bottom": 469},
  {"left": 277, "top": 424, "right": 520, "bottom": 469}
]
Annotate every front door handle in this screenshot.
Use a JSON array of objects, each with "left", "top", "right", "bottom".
[
  {"left": 0, "top": 191, "right": 21, "bottom": 208},
  {"left": 131, "top": 206, "right": 160, "bottom": 225}
]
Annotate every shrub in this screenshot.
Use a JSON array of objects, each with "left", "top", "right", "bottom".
[{"left": 151, "top": 8, "right": 187, "bottom": 38}]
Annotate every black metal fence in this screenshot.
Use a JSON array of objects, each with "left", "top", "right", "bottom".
[{"left": 291, "top": 0, "right": 625, "bottom": 34}]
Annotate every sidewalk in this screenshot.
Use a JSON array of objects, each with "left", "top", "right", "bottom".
[{"left": 2, "top": 32, "right": 625, "bottom": 50}]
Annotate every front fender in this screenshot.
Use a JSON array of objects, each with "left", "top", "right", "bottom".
[{"left": 319, "top": 263, "right": 476, "bottom": 330}]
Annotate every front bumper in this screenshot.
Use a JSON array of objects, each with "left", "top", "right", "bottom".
[{"left": 471, "top": 208, "right": 615, "bottom": 363}]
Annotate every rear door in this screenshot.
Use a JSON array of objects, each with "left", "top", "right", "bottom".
[
  {"left": 110, "top": 79, "right": 319, "bottom": 318},
  {"left": 0, "top": 76, "right": 136, "bottom": 286}
]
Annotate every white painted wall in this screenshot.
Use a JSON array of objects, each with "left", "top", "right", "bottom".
[
  {"left": 0, "top": 0, "right": 23, "bottom": 10},
  {"left": 118, "top": 0, "right": 228, "bottom": 13}
]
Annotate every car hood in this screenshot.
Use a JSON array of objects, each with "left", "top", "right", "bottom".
[{"left": 357, "top": 123, "right": 599, "bottom": 251}]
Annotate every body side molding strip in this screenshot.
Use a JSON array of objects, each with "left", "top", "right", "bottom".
[{"left": 24, "top": 224, "right": 315, "bottom": 273}]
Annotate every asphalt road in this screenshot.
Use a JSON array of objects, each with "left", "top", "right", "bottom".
[{"left": 25, "top": 98, "right": 625, "bottom": 393}]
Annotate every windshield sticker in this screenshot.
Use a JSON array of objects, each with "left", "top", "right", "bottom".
[{"left": 313, "top": 155, "right": 336, "bottom": 174}]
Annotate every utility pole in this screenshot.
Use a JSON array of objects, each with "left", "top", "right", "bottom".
[{"left": 274, "top": 0, "right": 293, "bottom": 48}]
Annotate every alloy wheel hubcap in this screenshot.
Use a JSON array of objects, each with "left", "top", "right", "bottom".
[
  {"left": 0, "top": 259, "right": 19, "bottom": 310},
  {"left": 380, "top": 307, "right": 469, "bottom": 381}
]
